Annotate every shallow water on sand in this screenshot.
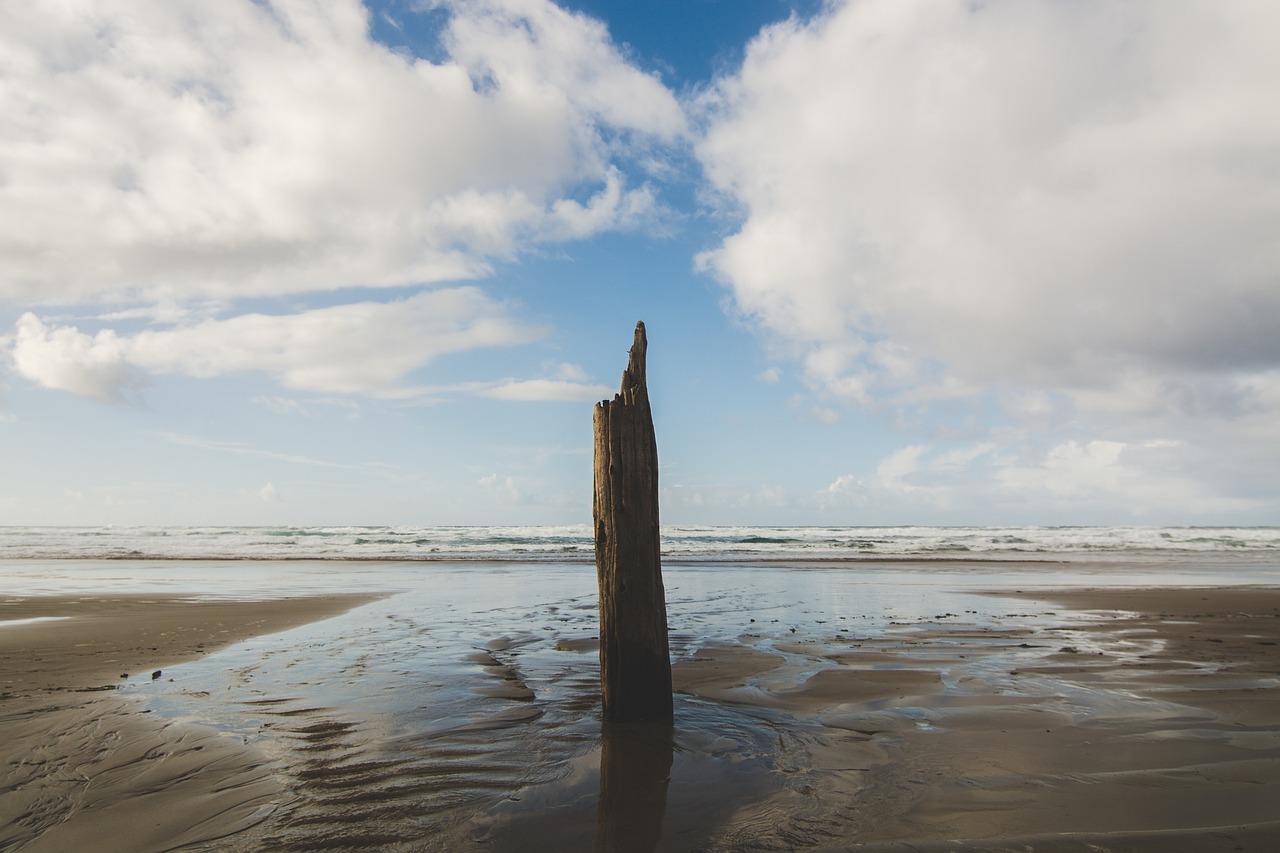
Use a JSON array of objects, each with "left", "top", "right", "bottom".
[{"left": 55, "top": 557, "right": 1266, "bottom": 851}]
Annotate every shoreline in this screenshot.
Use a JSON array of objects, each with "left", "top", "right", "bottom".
[
  {"left": 1, "top": 592, "right": 387, "bottom": 694},
  {"left": 0, "top": 593, "right": 385, "bottom": 853},
  {"left": 1, "top": 582, "right": 1278, "bottom": 851}
]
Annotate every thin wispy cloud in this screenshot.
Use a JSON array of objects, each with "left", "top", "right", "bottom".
[
  {"left": 470, "top": 378, "right": 613, "bottom": 402},
  {"left": 155, "top": 431, "right": 376, "bottom": 472}
]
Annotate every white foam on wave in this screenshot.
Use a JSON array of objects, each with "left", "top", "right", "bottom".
[{"left": 0, "top": 524, "right": 1277, "bottom": 562}]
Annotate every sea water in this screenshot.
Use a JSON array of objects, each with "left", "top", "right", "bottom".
[
  {"left": 3, "top": 524, "right": 1279, "bottom": 601},
  {"left": 1, "top": 524, "right": 1277, "bottom": 562}
]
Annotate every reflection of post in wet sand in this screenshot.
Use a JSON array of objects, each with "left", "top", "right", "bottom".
[{"left": 594, "top": 721, "right": 674, "bottom": 853}]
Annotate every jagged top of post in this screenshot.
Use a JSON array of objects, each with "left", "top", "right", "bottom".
[
  {"left": 624, "top": 321, "right": 647, "bottom": 389},
  {"left": 596, "top": 321, "right": 648, "bottom": 411}
]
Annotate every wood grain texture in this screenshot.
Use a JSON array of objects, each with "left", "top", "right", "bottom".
[{"left": 593, "top": 321, "right": 673, "bottom": 722}]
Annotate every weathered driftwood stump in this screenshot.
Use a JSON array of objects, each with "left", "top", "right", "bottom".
[{"left": 593, "top": 321, "right": 673, "bottom": 722}]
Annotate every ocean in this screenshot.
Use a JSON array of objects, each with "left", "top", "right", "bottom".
[
  {"left": 3, "top": 524, "right": 1278, "bottom": 562},
  {"left": 5, "top": 523, "right": 1277, "bottom": 604}
]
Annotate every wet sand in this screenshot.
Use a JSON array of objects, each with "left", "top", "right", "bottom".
[
  {"left": 0, "top": 594, "right": 384, "bottom": 852},
  {"left": 807, "top": 586, "right": 1280, "bottom": 851},
  {"left": 2, "top": 583, "right": 1279, "bottom": 851}
]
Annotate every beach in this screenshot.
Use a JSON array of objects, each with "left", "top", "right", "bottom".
[
  {"left": 2, "top": 556, "right": 1279, "bottom": 851},
  {"left": 0, "top": 593, "right": 385, "bottom": 852}
]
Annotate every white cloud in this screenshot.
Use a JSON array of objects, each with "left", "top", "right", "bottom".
[
  {"left": 252, "top": 395, "right": 364, "bottom": 418},
  {"left": 815, "top": 437, "right": 1262, "bottom": 522},
  {"left": 823, "top": 473, "right": 863, "bottom": 496},
  {"left": 996, "top": 439, "right": 1127, "bottom": 499},
  {"left": 253, "top": 396, "right": 313, "bottom": 417},
  {"left": 11, "top": 315, "right": 139, "bottom": 403},
  {"left": 875, "top": 445, "right": 929, "bottom": 493},
  {"left": 12, "top": 289, "right": 542, "bottom": 399},
  {"left": 549, "top": 362, "right": 589, "bottom": 382},
  {"left": 258, "top": 482, "right": 281, "bottom": 504},
  {"left": 436, "top": 0, "right": 686, "bottom": 141},
  {"left": 933, "top": 442, "right": 997, "bottom": 472},
  {"left": 452, "top": 359, "right": 612, "bottom": 402},
  {"left": 475, "top": 378, "right": 613, "bottom": 402},
  {"left": 698, "top": 0, "right": 1280, "bottom": 416},
  {"left": 0, "top": 0, "right": 683, "bottom": 305},
  {"left": 810, "top": 406, "right": 839, "bottom": 425},
  {"left": 697, "top": 0, "right": 1280, "bottom": 519},
  {"left": 478, "top": 472, "right": 529, "bottom": 504},
  {"left": 820, "top": 444, "right": 958, "bottom": 511},
  {"left": 991, "top": 438, "right": 1230, "bottom": 516}
]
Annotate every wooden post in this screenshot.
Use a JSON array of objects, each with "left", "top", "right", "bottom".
[{"left": 593, "top": 321, "right": 673, "bottom": 723}]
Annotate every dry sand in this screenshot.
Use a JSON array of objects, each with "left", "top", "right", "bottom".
[{"left": 2, "top": 586, "right": 1278, "bottom": 852}]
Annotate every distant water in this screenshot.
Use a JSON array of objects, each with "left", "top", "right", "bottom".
[{"left": 1, "top": 525, "right": 1277, "bottom": 562}]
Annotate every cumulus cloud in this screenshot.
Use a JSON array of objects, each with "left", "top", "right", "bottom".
[
  {"left": 816, "top": 438, "right": 1263, "bottom": 522},
  {"left": 0, "top": 0, "right": 683, "bottom": 305},
  {"left": 11, "top": 315, "right": 140, "bottom": 403},
  {"left": 698, "top": 0, "right": 1280, "bottom": 418},
  {"left": 12, "top": 289, "right": 544, "bottom": 400},
  {"left": 988, "top": 438, "right": 1248, "bottom": 517},
  {"left": 821, "top": 444, "right": 963, "bottom": 511},
  {"left": 435, "top": 0, "right": 686, "bottom": 142}
]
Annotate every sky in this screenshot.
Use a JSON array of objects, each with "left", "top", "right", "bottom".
[{"left": 2, "top": 0, "right": 1278, "bottom": 528}]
